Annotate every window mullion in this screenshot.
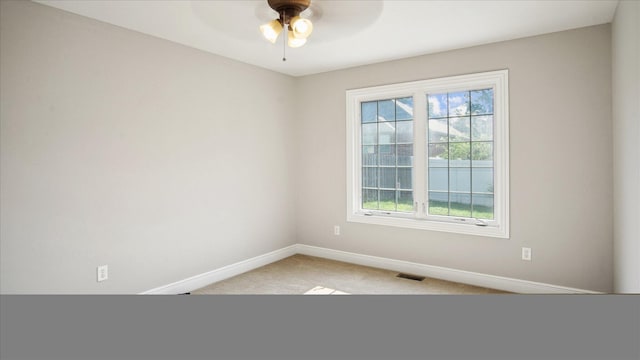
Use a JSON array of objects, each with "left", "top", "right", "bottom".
[{"left": 412, "top": 92, "right": 427, "bottom": 218}]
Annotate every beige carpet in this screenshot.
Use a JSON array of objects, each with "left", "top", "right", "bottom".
[{"left": 192, "top": 254, "right": 510, "bottom": 295}]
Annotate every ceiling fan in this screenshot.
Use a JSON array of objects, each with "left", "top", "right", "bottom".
[{"left": 259, "top": 0, "right": 314, "bottom": 48}]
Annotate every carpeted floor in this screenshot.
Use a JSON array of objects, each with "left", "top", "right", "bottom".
[{"left": 192, "top": 254, "right": 510, "bottom": 295}]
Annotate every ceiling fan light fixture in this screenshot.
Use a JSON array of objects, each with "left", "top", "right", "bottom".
[
  {"left": 290, "top": 16, "right": 313, "bottom": 39},
  {"left": 260, "top": 0, "right": 313, "bottom": 50},
  {"left": 287, "top": 30, "right": 307, "bottom": 48},
  {"left": 260, "top": 19, "right": 283, "bottom": 43}
]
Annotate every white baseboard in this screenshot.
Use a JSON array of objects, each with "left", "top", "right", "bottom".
[
  {"left": 140, "top": 245, "right": 298, "bottom": 295},
  {"left": 141, "top": 243, "right": 601, "bottom": 295},
  {"left": 295, "top": 244, "right": 602, "bottom": 294}
]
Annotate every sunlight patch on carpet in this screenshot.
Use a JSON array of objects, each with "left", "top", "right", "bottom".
[{"left": 304, "top": 286, "right": 349, "bottom": 295}]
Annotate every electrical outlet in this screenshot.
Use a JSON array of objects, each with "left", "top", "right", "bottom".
[
  {"left": 334, "top": 225, "right": 340, "bottom": 235},
  {"left": 97, "top": 265, "right": 108, "bottom": 282},
  {"left": 521, "top": 247, "right": 532, "bottom": 261}
]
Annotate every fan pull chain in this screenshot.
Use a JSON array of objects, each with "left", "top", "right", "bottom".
[
  {"left": 282, "top": 26, "right": 286, "bottom": 62},
  {"left": 282, "top": 11, "right": 287, "bottom": 62}
]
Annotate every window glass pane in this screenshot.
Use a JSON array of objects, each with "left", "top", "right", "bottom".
[
  {"left": 378, "top": 122, "right": 395, "bottom": 144},
  {"left": 448, "top": 91, "right": 470, "bottom": 116},
  {"left": 379, "top": 145, "right": 396, "bottom": 166},
  {"left": 362, "top": 123, "right": 377, "bottom": 145},
  {"left": 362, "top": 101, "right": 378, "bottom": 123},
  {"left": 470, "top": 89, "right": 493, "bottom": 115},
  {"left": 472, "top": 194, "right": 494, "bottom": 220},
  {"left": 428, "top": 93, "right": 448, "bottom": 118},
  {"left": 397, "top": 144, "right": 413, "bottom": 166},
  {"left": 396, "top": 97, "right": 413, "bottom": 120},
  {"left": 428, "top": 192, "right": 449, "bottom": 216},
  {"left": 379, "top": 190, "right": 396, "bottom": 211},
  {"left": 360, "top": 98, "right": 413, "bottom": 214},
  {"left": 472, "top": 142, "right": 493, "bottom": 165},
  {"left": 449, "top": 117, "right": 470, "bottom": 142},
  {"left": 362, "top": 167, "right": 378, "bottom": 188},
  {"left": 425, "top": 89, "right": 496, "bottom": 221},
  {"left": 362, "top": 189, "right": 378, "bottom": 210},
  {"left": 472, "top": 168, "right": 493, "bottom": 194},
  {"left": 450, "top": 168, "right": 471, "bottom": 192},
  {"left": 397, "top": 168, "right": 412, "bottom": 190},
  {"left": 379, "top": 168, "right": 396, "bottom": 189},
  {"left": 449, "top": 142, "right": 470, "bottom": 166},
  {"left": 471, "top": 115, "right": 493, "bottom": 141},
  {"left": 428, "top": 144, "right": 448, "bottom": 164},
  {"left": 428, "top": 168, "right": 448, "bottom": 192},
  {"left": 449, "top": 193, "right": 472, "bottom": 218},
  {"left": 362, "top": 145, "right": 377, "bottom": 166},
  {"left": 396, "top": 121, "right": 413, "bottom": 143},
  {"left": 398, "top": 191, "right": 413, "bottom": 212},
  {"left": 378, "top": 100, "right": 395, "bottom": 122},
  {"left": 428, "top": 119, "right": 448, "bottom": 143}
]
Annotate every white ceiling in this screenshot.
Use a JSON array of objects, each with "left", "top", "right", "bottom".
[{"left": 35, "top": 0, "right": 619, "bottom": 77}]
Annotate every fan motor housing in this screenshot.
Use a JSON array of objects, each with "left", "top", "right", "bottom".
[{"left": 268, "top": 0, "right": 311, "bottom": 19}]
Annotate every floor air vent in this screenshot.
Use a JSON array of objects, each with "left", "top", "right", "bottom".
[{"left": 396, "top": 273, "right": 426, "bottom": 281}]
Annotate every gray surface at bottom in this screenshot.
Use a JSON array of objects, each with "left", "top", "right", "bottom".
[{"left": 1, "top": 295, "right": 638, "bottom": 360}]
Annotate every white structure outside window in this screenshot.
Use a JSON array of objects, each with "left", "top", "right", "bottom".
[{"left": 346, "top": 70, "right": 509, "bottom": 238}]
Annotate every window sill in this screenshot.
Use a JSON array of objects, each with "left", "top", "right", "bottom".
[{"left": 347, "top": 212, "right": 509, "bottom": 238}]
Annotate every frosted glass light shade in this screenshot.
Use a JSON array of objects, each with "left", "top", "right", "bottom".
[
  {"left": 290, "top": 16, "right": 313, "bottom": 39},
  {"left": 287, "top": 30, "right": 307, "bottom": 47},
  {"left": 260, "top": 20, "right": 283, "bottom": 43}
]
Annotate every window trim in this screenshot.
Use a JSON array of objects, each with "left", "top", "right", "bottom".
[{"left": 346, "top": 70, "right": 509, "bottom": 238}]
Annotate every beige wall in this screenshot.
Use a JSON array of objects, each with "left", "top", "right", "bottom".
[
  {"left": 295, "top": 25, "right": 613, "bottom": 292},
  {"left": 612, "top": 0, "right": 640, "bottom": 293},
  {"left": 0, "top": 1, "right": 297, "bottom": 293}
]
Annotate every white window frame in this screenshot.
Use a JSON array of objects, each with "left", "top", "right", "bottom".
[{"left": 346, "top": 70, "right": 509, "bottom": 238}]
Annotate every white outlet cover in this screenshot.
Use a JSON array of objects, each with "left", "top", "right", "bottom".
[
  {"left": 522, "top": 248, "right": 532, "bottom": 261},
  {"left": 97, "top": 265, "right": 108, "bottom": 282}
]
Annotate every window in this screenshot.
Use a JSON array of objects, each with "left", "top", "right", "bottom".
[
  {"left": 427, "top": 89, "right": 494, "bottom": 220},
  {"left": 346, "top": 70, "right": 509, "bottom": 238},
  {"left": 361, "top": 97, "right": 414, "bottom": 213}
]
